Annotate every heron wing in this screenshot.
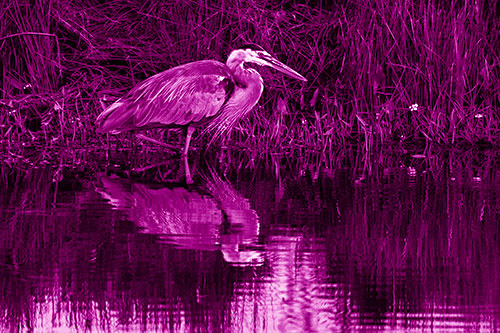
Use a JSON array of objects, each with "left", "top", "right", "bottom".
[{"left": 97, "top": 60, "right": 234, "bottom": 133}]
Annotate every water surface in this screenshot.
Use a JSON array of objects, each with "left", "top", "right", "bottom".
[{"left": 0, "top": 149, "right": 499, "bottom": 331}]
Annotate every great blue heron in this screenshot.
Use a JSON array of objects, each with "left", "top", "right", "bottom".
[{"left": 96, "top": 44, "right": 307, "bottom": 156}]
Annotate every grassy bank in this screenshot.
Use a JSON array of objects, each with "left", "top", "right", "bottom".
[{"left": 1, "top": 0, "right": 499, "bottom": 159}]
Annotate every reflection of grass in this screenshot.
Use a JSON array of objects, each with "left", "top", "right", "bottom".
[
  {"left": 319, "top": 157, "right": 500, "bottom": 321},
  {"left": 235, "top": 148, "right": 500, "bottom": 328},
  {"left": 1, "top": 0, "right": 499, "bottom": 156},
  {"left": 0, "top": 164, "right": 262, "bottom": 331},
  {"left": 1, "top": 147, "right": 500, "bottom": 330}
]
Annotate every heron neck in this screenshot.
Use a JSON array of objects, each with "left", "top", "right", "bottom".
[
  {"left": 224, "top": 65, "right": 263, "bottom": 113},
  {"left": 230, "top": 63, "right": 262, "bottom": 89}
]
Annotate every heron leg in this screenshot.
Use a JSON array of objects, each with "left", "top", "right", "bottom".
[
  {"left": 183, "top": 154, "right": 193, "bottom": 184},
  {"left": 105, "top": 133, "right": 110, "bottom": 161},
  {"left": 183, "top": 125, "right": 195, "bottom": 157}
]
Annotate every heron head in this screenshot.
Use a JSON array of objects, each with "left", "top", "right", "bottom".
[{"left": 227, "top": 44, "right": 307, "bottom": 82}]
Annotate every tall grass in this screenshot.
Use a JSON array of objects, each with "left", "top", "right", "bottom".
[{"left": 1, "top": 0, "right": 499, "bottom": 161}]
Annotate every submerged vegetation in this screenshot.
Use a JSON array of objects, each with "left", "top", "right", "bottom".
[{"left": 1, "top": 0, "right": 499, "bottom": 161}]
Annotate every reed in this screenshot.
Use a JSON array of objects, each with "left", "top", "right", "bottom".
[{"left": 1, "top": 0, "right": 499, "bottom": 162}]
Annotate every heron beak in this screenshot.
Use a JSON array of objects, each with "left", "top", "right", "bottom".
[{"left": 253, "top": 52, "right": 308, "bottom": 82}]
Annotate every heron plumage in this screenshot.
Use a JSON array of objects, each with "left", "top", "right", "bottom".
[
  {"left": 96, "top": 60, "right": 234, "bottom": 134},
  {"left": 203, "top": 72, "right": 263, "bottom": 145}
]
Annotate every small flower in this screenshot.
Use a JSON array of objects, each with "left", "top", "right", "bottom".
[{"left": 409, "top": 103, "right": 419, "bottom": 112}]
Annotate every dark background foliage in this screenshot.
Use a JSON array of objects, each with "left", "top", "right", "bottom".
[{"left": 1, "top": 0, "right": 499, "bottom": 152}]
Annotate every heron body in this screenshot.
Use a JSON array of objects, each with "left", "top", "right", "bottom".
[
  {"left": 97, "top": 60, "right": 237, "bottom": 134},
  {"left": 96, "top": 44, "right": 307, "bottom": 157}
]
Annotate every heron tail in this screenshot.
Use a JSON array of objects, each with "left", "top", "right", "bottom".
[{"left": 96, "top": 101, "right": 129, "bottom": 134}]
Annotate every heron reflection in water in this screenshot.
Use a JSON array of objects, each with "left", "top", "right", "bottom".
[
  {"left": 96, "top": 44, "right": 307, "bottom": 183},
  {"left": 95, "top": 170, "right": 262, "bottom": 266}
]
